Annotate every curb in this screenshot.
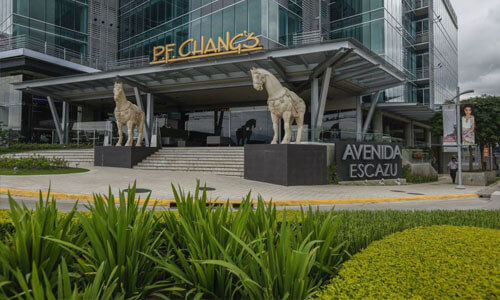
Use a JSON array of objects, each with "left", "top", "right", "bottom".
[{"left": 0, "top": 188, "right": 479, "bottom": 206}]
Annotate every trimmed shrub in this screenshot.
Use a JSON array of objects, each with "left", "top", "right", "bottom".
[
  {"left": 0, "top": 156, "right": 68, "bottom": 169},
  {"left": 0, "top": 143, "right": 92, "bottom": 154},
  {"left": 403, "top": 164, "right": 439, "bottom": 183},
  {"left": 316, "top": 225, "right": 500, "bottom": 299}
]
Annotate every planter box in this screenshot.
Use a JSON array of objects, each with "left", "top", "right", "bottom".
[
  {"left": 94, "top": 146, "right": 158, "bottom": 168},
  {"left": 244, "top": 144, "right": 327, "bottom": 186},
  {"left": 462, "top": 171, "right": 497, "bottom": 186}
]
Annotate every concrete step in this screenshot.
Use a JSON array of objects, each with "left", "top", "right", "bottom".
[
  {"left": 136, "top": 163, "right": 243, "bottom": 169},
  {"left": 142, "top": 160, "right": 244, "bottom": 165},
  {"left": 134, "top": 166, "right": 244, "bottom": 172},
  {"left": 156, "top": 151, "right": 244, "bottom": 155},
  {"left": 134, "top": 167, "right": 243, "bottom": 177},
  {"left": 147, "top": 155, "right": 243, "bottom": 159},
  {"left": 135, "top": 147, "right": 245, "bottom": 177}
]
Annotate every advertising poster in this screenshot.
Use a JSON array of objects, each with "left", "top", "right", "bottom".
[
  {"left": 461, "top": 103, "right": 475, "bottom": 145},
  {"left": 442, "top": 104, "right": 457, "bottom": 146}
]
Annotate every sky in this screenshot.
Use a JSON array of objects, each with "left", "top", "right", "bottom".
[{"left": 453, "top": 0, "right": 500, "bottom": 98}]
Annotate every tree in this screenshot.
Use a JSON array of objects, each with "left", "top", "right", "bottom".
[{"left": 430, "top": 95, "right": 500, "bottom": 170}]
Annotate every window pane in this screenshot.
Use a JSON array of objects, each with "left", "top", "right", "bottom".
[
  {"left": 223, "top": 5, "right": 234, "bottom": 36},
  {"left": 30, "top": 0, "right": 46, "bottom": 21},
  {"left": 248, "top": 0, "right": 261, "bottom": 34},
  {"left": 235, "top": 2, "right": 247, "bottom": 34}
]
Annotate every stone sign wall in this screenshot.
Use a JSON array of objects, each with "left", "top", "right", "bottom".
[{"left": 335, "top": 142, "right": 403, "bottom": 181}]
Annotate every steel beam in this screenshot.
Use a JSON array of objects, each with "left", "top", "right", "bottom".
[
  {"left": 362, "top": 90, "right": 381, "bottom": 137},
  {"left": 47, "top": 96, "right": 64, "bottom": 144},
  {"left": 62, "top": 101, "right": 70, "bottom": 143},
  {"left": 268, "top": 56, "right": 292, "bottom": 87},
  {"left": 116, "top": 75, "right": 151, "bottom": 93},
  {"left": 146, "top": 93, "right": 154, "bottom": 145},
  {"left": 356, "top": 96, "right": 363, "bottom": 141},
  {"left": 310, "top": 78, "right": 319, "bottom": 141},
  {"left": 133, "top": 87, "right": 150, "bottom": 146},
  {"left": 316, "top": 67, "right": 332, "bottom": 129}
]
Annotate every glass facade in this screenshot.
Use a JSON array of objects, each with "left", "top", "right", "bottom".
[
  {"left": 118, "top": 0, "right": 302, "bottom": 59},
  {"left": 431, "top": 0, "right": 458, "bottom": 106},
  {"left": 0, "top": 0, "right": 88, "bottom": 54},
  {"left": 0, "top": 75, "right": 23, "bottom": 131},
  {"left": 329, "top": 0, "right": 417, "bottom": 104},
  {"left": 183, "top": 107, "right": 274, "bottom": 145},
  {"left": 329, "top": 0, "right": 457, "bottom": 107}
]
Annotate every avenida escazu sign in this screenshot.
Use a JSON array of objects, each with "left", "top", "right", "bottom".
[{"left": 335, "top": 142, "right": 403, "bottom": 181}]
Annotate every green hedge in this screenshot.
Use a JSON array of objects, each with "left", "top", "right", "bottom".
[
  {"left": 316, "top": 225, "right": 500, "bottom": 299},
  {"left": 0, "top": 156, "right": 68, "bottom": 169},
  {"left": 403, "top": 164, "right": 439, "bottom": 183},
  {"left": 0, "top": 143, "right": 92, "bottom": 154}
]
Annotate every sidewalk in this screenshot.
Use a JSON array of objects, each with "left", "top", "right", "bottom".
[{"left": 0, "top": 166, "right": 483, "bottom": 205}]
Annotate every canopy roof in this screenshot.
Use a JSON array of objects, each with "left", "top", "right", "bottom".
[
  {"left": 13, "top": 38, "right": 405, "bottom": 108},
  {"left": 376, "top": 102, "right": 436, "bottom": 122}
]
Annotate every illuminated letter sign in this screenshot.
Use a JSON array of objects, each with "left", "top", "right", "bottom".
[
  {"left": 150, "top": 30, "right": 263, "bottom": 64},
  {"left": 335, "top": 142, "right": 403, "bottom": 181}
]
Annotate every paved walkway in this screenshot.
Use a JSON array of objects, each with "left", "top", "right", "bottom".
[{"left": 0, "top": 166, "right": 485, "bottom": 205}]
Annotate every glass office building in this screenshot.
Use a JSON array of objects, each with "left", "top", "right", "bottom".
[
  {"left": 0, "top": 0, "right": 89, "bottom": 54},
  {"left": 328, "top": 0, "right": 457, "bottom": 107},
  {"left": 118, "top": 0, "right": 303, "bottom": 60}
]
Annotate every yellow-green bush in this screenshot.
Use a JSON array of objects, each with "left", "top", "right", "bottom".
[{"left": 316, "top": 225, "right": 500, "bottom": 299}]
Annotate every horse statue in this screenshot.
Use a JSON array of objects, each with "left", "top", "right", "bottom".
[
  {"left": 236, "top": 118, "right": 256, "bottom": 145},
  {"left": 113, "top": 81, "right": 146, "bottom": 146},
  {"left": 250, "top": 67, "right": 305, "bottom": 144}
]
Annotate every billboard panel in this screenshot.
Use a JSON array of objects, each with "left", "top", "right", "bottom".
[{"left": 442, "top": 104, "right": 457, "bottom": 146}]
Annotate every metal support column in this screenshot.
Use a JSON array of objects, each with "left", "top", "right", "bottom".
[
  {"left": 62, "top": 101, "right": 70, "bottom": 144},
  {"left": 133, "top": 87, "right": 150, "bottom": 146},
  {"left": 310, "top": 78, "right": 319, "bottom": 141},
  {"left": 356, "top": 96, "right": 363, "bottom": 141},
  {"left": 362, "top": 91, "right": 381, "bottom": 138},
  {"left": 47, "top": 96, "right": 64, "bottom": 144},
  {"left": 147, "top": 93, "right": 154, "bottom": 146},
  {"left": 315, "top": 67, "right": 332, "bottom": 129}
]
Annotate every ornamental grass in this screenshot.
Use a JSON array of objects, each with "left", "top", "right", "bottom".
[{"left": 0, "top": 183, "right": 345, "bottom": 299}]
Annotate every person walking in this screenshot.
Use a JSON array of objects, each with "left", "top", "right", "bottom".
[{"left": 448, "top": 157, "right": 458, "bottom": 184}]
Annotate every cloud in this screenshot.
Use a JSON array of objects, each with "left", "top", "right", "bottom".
[{"left": 454, "top": 0, "right": 500, "bottom": 97}]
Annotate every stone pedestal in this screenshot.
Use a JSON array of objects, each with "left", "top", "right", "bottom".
[
  {"left": 244, "top": 144, "right": 327, "bottom": 186},
  {"left": 94, "top": 146, "right": 158, "bottom": 168}
]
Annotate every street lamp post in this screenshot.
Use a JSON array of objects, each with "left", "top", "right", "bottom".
[{"left": 452, "top": 88, "right": 474, "bottom": 189}]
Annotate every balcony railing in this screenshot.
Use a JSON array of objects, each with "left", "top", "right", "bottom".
[
  {"left": 416, "top": 67, "right": 430, "bottom": 80},
  {"left": 0, "top": 35, "right": 85, "bottom": 65},
  {"left": 415, "top": 32, "right": 429, "bottom": 44},
  {"left": 414, "top": 0, "right": 430, "bottom": 10},
  {"left": 292, "top": 30, "right": 323, "bottom": 46},
  {"left": 0, "top": 35, "right": 151, "bottom": 71}
]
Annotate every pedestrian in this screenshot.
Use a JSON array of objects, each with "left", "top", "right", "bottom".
[{"left": 448, "top": 157, "right": 458, "bottom": 184}]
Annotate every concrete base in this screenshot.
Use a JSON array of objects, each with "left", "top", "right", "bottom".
[
  {"left": 408, "top": 163, "right": 438, "bottom": 177},
  {"left": 462, "top": 171, "right": 497, "bottom": 186},
  {"left": 244, "top": 144, "right": 327, "bottom": 186},
  {"left": 94, "top": 146, "right": 158, "bottom": 168},
  {"left": 339, "top": 179, "right": 407, "bottom": 186},
  {"left": 491, "top": 191, "right": 500, "bottom": 202}
]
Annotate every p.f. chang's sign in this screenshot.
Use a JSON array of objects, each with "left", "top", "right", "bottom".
[
  {"left": 335, "top": 142, "right": 403, "bottom": 181},
  {"left": 150, "top": 30, "right": 263, "bottom": 64}
]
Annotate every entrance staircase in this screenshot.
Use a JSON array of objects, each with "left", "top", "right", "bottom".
[
  {"left": 134, "top": 147, "right": 244, "bottom": 177},
  {"left": 2, "top": 149, "right": 94, "bottom": 166}
]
